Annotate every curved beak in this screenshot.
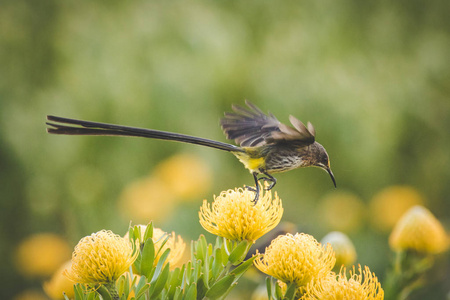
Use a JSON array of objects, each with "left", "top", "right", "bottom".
[{"left": 326, "top": 167, "right": 337, "bottom": 188}]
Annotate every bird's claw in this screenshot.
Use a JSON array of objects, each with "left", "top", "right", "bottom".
[{"left": 245, "top": 185, "right": 259, "bottom": 205}]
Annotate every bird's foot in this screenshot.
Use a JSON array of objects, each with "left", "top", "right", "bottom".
[{"left": 257, "top": 173, "right": 277, "bottom": 191}]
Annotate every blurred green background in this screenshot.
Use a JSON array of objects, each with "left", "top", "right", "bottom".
[{"left": 1, "top": 0, "right": 449, "bottom": 299}]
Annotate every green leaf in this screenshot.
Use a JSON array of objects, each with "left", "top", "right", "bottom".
[
  {"left": 228, "top": 240, "right": 251, "bottom": 265},
  {"left": 167, "top": 267, "right": 182, "bottom": 298},
  {"left": 195, "top": 235, "right": 207, "bottom": 261},
  {"left": 220, "top": 242, "right": 229, "bottom": 265},
  {"left": 135, "top": 275, "right": 148, "bottom": 295},
  {"left": 149, "top": 263, "right": 170, "bottom": 297},
  {"left": 202, "top": 254, "right": 210, "bottom": 288},
  {"left": 183, "top": 261, "right": 193, "bottom": 286},
  {"left": 74, "top": 285, "right": 83, "bottom": 300},
  {"left": 205, "top": 274, "right": 236, "bottom": 299},
  {"left": 274, "top": 278, "right": 283, "bottom": 299},
  {"left": 232, "top": 255, "right": 258, "bottom": 278},
  {"left": 133, "top": 226, "right": 142, "bottom": 242},
  {"left": 173, "top": 287, "right": 182, "bottom": 300},
  {"left": 265, "top": 277, "right": 272, "bottom": 300},
  {"left": 151, "top": 248, "right": 171, "bottom": 282},
  {"left": 96, "top": 285, "right": 112, "bottom": 300},
  {"left": 116, "top": 273, "right": 130, "bottom": 296},
  {"left": 140, "top": 239, "right": 155, "bottom": 278},
  {"left": 144, "top": 222, "right": 153, "bottom": 241},
  {"left": 211, "top": 248, "right": 223, "bottom": 281},
  {"left": 196, "top": 277, "right": 208, "bottom": 299},
  {"left": 127, "top": 227, "right": 135, "bottom": 243},
  {"left": 283, "top": 282, "right": 297, "bottom": 300},
  {"left": 86, "top": 290, "right": 96, "bottom": 300},
  {"left": 183, "top": 283, "right": 197, "bottom": 300},
  {"left": 135, "top": 283, "right": 150, "bottom": 300}
]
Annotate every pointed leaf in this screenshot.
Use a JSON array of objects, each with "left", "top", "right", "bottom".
[
  {"left": 201, "top": 249, "right": 210, "bottom": 284},
  {"left": 135, "top": 284, "right": 150, "bottom": 300},
  {"left": 96, "top": 285, "right": 112, "bottom": 300},
  {"left": 140, "top": 239, "right": 155, "bottom": 278},
  {"left": 196, "top": 277, "right": 208, "bottom": 299},
  {"left": 195, "top": 235, "right": 207, "bottom": 261},
  {"left": 144, "top": 222, "right": 153, "bottom": 241},
  {"left": 205, "top": 274, "right": 236, "bottom": 299},
  {"left": 167, "top": 267, "right": 181, "bottom": 298},
  {"left": 73, "top": 285, "right": 83, "bottom": 300},
  {"left": 228, "top": 240, "right": 250, "bottom": 265},
  {"left": 283, "top": 282, "right": 297, "bottom": 300},
  {"left": 135, "top": 275, "right": 148, "bottom": 294},
  {"left": 184, "top": 283, "right": 197, "bottom": 300},
  {"left": 173, "top": 287, "right": 182, "bottom": 300},
  {"left": 265, "top": 277, "right": 272, "bottom": 300},
  {"left": 232, "top": 255, "right": 258, "bottom": 278},
  {"left": 87, "top": 291, "right": 96, "bottom": 300},
  {"left": 151, "top": 248, "right": 171, "bottom": 282},
  {"left": 149, "top": 263, "right": 170, "bottom": 297},
  {"left": 275, "top": 277, "right": 283, "bottom": 299},
  {"left": 211, "top": 248, "right": 223, "bottom": 280}
]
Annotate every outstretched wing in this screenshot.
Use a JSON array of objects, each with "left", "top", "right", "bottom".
[{"left": 220, "top": 100, "right": 316, "bottom": 147}]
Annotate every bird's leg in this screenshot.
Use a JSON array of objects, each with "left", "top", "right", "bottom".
[
  {"left": 260, "top": 171, "right": 277, "bottom": 190},
  {"left": 245, "top": 172, "right": 260, "bottom": 204},
  {"left": 255, "top": 170, "right": 277, "bottom": 191}
]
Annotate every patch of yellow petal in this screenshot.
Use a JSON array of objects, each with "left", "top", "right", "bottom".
[
  {"left": 253, "top": 233, "right": 335, "bottom": 289},
  {"left": 302, "top": 265, "right": 384, "bottom": 300},
  {"left": 199, "top": 185, "right": 283, "bottom": 242},
  {"left": 64, "top": 230, "right": 138, "bottom": 285},
  {"left": 389, "top": 205, "right": 449, "bottom": 254}
]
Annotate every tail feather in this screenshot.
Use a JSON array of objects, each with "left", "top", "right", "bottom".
[{"left": 46, "top": 115, "right": 244, "bottom": 153}]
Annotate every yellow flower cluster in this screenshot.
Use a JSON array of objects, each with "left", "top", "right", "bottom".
[
  {"left": 64, "top": 230, "right": 138, "bottom": 285},
  {"left": 389, "top": 205, "right": 449, "bottom": 254},
  {"left": 199, "top": 185, "right": 283, "bottom": 242},
  {"left": 302, "top": 265, "right": 384, "bottom": 300},
  {"left": 254, "top": 233, "right": 335, "bottom": 288}
]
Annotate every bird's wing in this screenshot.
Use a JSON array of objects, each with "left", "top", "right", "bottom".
[{"left": 220, "top": 100, "right": 315, "bottom": 147}]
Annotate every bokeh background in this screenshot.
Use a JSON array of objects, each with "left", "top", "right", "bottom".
[{"left": 1, "top": 0, "right": 449, "bottom": 299}]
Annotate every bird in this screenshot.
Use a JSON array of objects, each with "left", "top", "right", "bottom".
[{"left": 46, "top": 101, "right": 336, "bottom": 202}]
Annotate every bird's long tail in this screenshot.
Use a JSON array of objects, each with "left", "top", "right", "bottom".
[{"left": 46, "top": 115, "right": 244, "bottom": 153}]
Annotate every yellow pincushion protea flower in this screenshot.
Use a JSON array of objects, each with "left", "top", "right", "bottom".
[
  {"left": 199, "top": 185, "right": 283, "bottom": 242},
  {"left": 302, "top": 265, "right": 384, "bottom": 300},
  {"left": 152, "top": 227, "right": 186, "bottom": 268},
  {"left": 321, "top": 231, "right": 357, "bottom": 269},
  {"left": 64, "top": 230, "right": 138, "bottom": 285},
  {"left": 389, "top": 205, "right": 449, "bottom": 254},
  {"left": 254, "top": 233, "right": 335, "bottom": 289}
]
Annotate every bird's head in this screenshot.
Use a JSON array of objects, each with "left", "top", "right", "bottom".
[{"left": 309, "top": 142, "right": 336, "bottom": 188}]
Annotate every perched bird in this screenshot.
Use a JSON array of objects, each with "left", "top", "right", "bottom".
[{"left": 46, "top": 101, "right": 335, "bottom": 202}]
